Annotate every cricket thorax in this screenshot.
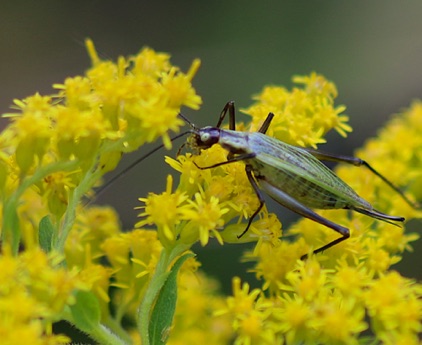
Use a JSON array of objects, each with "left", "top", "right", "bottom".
[{"left": 218, "top": 129, "right": 252, "bottom": 154}]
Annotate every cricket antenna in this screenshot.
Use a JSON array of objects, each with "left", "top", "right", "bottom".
[
  {"left": 87, "top": 128, "right": 191, "bottom": 205},
  {"left": 178, "top": 112, "right": 199, "bottom": 130}
]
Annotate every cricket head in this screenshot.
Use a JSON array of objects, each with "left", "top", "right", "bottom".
[
  {"left": 181, "top": 126, "right": 221, "bottom": 155},
  {"left": 194, "top": 127, "right": 221, "bottom": 148},
  {"left": 177, "top": 113, "right": 221, "bottom": 155}
]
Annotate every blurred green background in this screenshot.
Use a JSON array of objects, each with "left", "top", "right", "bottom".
[{"left": 1, "top": 1, "right": 421, "bottom": 293}]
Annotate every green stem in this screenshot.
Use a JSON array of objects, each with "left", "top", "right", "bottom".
[
  {"left": 90, "top": 323, "right": 128, "bottom": 345},
  {"left": 103, "top": 316, "right": 133, "bottom": 344},
  {"left": 2, "top": 160, "right": 79, "bottom": 255},
  {"left": 53, "top": 166, "right": 102, "bottom": 253},
  {"left": 137, "top": 242, "right": 190, "bottom": 345},
  {"left": 62, "top": 309, "right": 128, "bottom": 345}
]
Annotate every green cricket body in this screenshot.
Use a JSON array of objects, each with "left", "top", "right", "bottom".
[
  {"left": 186, "top": 101, "right": 410, "bottom": 257},
  {"left": 95, "top": 100, "right": 416, "bottom": 258},
  {"left": 220, "top": 129, "right": 370, "bottom": 211}
]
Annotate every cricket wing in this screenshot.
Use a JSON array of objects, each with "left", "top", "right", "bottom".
[{"left": 250, "top": 135, "right": 369, "bottom": 209}]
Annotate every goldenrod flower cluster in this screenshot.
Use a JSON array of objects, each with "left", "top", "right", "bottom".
[
  {"left": 242, "top": 72, "right": 351, "bottom": 148},
  {"left": 0, "top": 249, "right": 78, "bottom": 345},
  {"left": 0, "top": 40, "right": 420, "bottom": 344}
]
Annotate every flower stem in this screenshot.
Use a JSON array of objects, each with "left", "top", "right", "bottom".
[
  {"left": 2, "top": 160, "right": 79, "bottom": 255},
  {"left": 137, "top": 242, "right": 190, "bottom": 345}
]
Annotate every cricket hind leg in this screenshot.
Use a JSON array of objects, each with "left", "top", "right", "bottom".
[
  {"left": 258, "top": 179, "right": 350, "bottom": 259},
  {"left": 303, "top": 148, "right": 420, "bottom": 209},
  {"left": 257, "top": 113, "right": 275, "bottom": 134}
]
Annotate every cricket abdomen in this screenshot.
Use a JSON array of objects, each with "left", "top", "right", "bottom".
[{"left": 249, "top": 159, "right": 371, "bottom": 211}]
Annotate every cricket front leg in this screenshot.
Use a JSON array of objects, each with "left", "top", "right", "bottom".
[
  {"left": 236, "top": 166, "right": 266, "bottom": 238},
  {"left": 216, "top": 101, "right": 236, "bottom": 130},
  {"left": 258, "top": 179, "right": 350, "bottom": 259}
]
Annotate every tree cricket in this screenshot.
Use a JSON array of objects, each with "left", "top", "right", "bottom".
[{"left": 179, "top": 101, "right": 418, "bottom": 258}]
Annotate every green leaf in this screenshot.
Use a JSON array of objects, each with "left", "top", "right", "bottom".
[
  {"left": 39, "top": 215, "right": 54, "bottom": 253},
  {"left": 149, "top": 252, "right": 194, "bottom": 345},
  {"left": 70, "top": 290, "right": 101, "bottom": 332}
]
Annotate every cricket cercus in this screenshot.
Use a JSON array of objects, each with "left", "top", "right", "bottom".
[{"left": 179, "top": 101, "right": 417, "bottom": 258}]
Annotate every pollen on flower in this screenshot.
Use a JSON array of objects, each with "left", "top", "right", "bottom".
[
  {"left": 54, "top": 106, "right": 107, "bottom": 161},
  {"left": 130, "top": 100, "right": 185, "bottom": 150}
]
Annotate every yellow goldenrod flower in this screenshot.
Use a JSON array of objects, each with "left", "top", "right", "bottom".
[
  {"left": 41, "top": 170, "right": 77, "bottom": 219},
  {"left": 167, "top": 271, "right": 233, "bottom": 345},
  {"left": 275, "top": 295, "right": 313, "bottom": 343},
  {"left": 245, "top": 238, "right": 308, "bottom": 293},
  {"left": 365, "top": 272, "right": 421, "bottom": 340},
  {"left": 0, "top": 249, "right": 83, "bottom": 344},
  {"left": 0, "top": 40, "right": 207, "bottom": 344},
  {"left": 136, "top": 175, "right": 191, "bottom": 247},
  {"left": 9, "top": 94, "right": 53, "bottom": 175},
  {"left": 101, "top": 229, "right": 164, "bottom": 320},
  {"left": 218, "top": 277, "right": 261, "bottom": 317},
  {"left": 161, "top": 60, "right": 202, "bottom": 110},
  {"left": 65, "top": 206, "right": 121, "bottom": 267},
  {"left": 331, "top": 260, "right": 370, "bottom": 299},
  {"left": 160, "top": 145, "right": 275, "bottom": 246},
  {"left": 242, "top": 72, "right": 351, "bottom": 148},
  {"left": 180, "top": 192, "right": 229, "bottom": 246}
]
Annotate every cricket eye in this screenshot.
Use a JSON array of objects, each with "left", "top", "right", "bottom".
[{"left": 199, "top": 129, "right": 219, "bottom": 147}]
